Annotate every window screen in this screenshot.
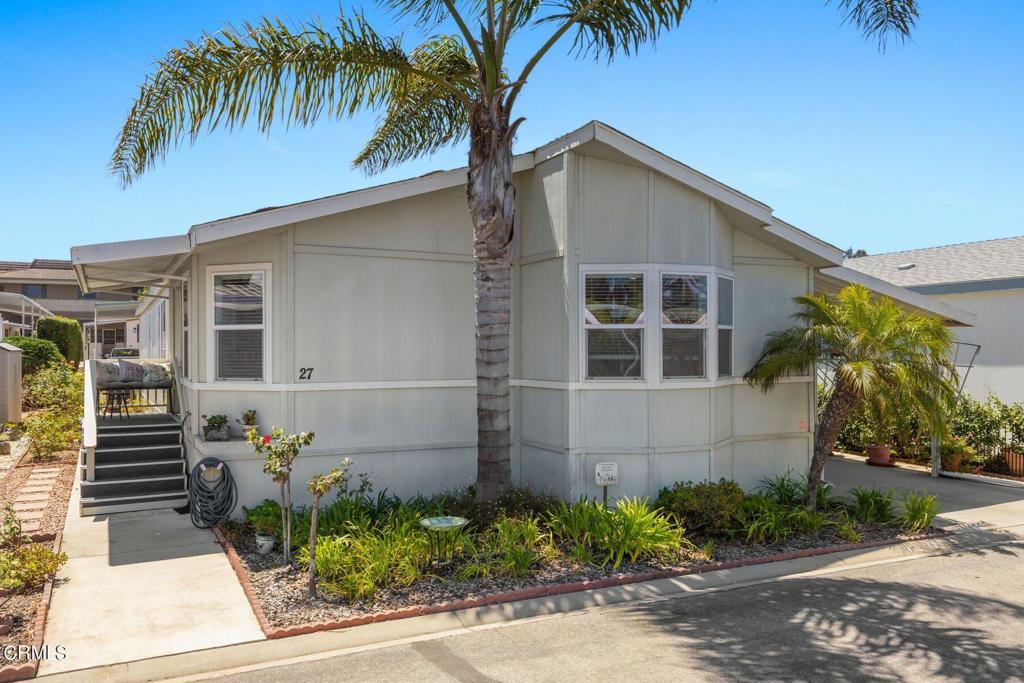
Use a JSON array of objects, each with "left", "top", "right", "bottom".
[
  {"left": 211, "top": 271, "right": 265, "bottom": 381},
  {"left": 584, "top": 274, "right": 644, "bottom": 379}
]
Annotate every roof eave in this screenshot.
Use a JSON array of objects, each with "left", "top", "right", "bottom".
[{"left": 818, "top": 266, "right": 976, "bottom": 327}]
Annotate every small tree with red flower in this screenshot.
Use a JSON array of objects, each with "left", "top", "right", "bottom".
[{"left": 247, "top": 427, "right": 315, "bottom": 562}]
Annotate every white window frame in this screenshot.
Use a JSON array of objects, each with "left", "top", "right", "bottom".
[
  {"left": 659, "top": 271, "right": 709, "bottom": 380},
  {"left": 206, "top": 263, "right": 272, "bottom": 384},
  {"left": 579, "top": 264, "right": 734, "bottom": 386},
  {"left": 581, "top": 269, "right": 648, "bottom": 381},
  {"left": 717, "top": 275, "right": 735, "bottom": 378}
]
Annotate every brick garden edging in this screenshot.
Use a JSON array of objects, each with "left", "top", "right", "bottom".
[
  {"left": 213, "top": 526, "right": 942, "bottom": 640},
  {"left": 0, "top": 531, "right": 62, "bottom": 683}
]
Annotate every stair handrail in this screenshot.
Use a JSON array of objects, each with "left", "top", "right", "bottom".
[{"left": 82, "top": 359, "right": 98, "bottom": 481}]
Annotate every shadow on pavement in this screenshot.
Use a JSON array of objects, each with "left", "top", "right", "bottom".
[{"left": 620, "top": 544, "right": 1024, "bottom": 683}]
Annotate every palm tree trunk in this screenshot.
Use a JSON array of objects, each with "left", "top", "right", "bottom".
[
  {"left": 807, "top": 378, "right": 860, "bottom": 511},
  {"left": 467, "top": 99, "right": 516, "bottom": 501}
]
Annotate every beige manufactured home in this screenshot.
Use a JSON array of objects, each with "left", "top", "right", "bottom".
[{"left": 70, "top": 122, "right": 972, "bottom": 514}]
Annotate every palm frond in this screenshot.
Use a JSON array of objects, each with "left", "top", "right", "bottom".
[
  {"left": 536, "top": 0, "right": 692, "bottom": 61},
  {"left": 111, "top": 13, "right": 474, "bottom": 185},
  {"left": 354, "top": 37, "right": 474, "bottom": 173},
  {"left": 744, "top": 326, "right": 818, "bottom": 392},
  {"left": 828, "top": 0, "right": 919, "bottom": 49}
]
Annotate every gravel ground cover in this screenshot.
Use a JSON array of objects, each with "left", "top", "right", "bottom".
[{"left": 220, "top": 520, "right": 938, "bottom": 629}]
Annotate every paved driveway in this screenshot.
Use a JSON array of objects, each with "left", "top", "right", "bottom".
[{"left": 824, "top": 455, "right": 1024, "bottom": 530}]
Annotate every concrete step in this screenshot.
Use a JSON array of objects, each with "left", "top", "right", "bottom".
[
  {"left": 81, "top": 459, "right": 185, "bottom": 481},
  {"left": 85, "top": 444, "right": 184, "bottom": 465},
  {"left": 96, "top": 429, "right": 181, "bottom": 448},
  {"left": 80, "top": 491, "right": 189, "bottom": 516},
  {"left": 80, "top": 474, "right": 186, "bottom": 498}
]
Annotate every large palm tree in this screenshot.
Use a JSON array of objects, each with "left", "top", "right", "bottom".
[
  {"left": 111, "top": 0, "right": 920, "bottom": 500},
  {"left": 744, "top": 284, "right": 956, "bottom": 510}
]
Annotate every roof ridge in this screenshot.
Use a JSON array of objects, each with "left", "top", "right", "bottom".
[{"left": 849, "top": 234, "right": 1024, "bottom": 260}]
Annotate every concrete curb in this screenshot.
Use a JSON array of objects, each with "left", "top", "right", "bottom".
[
  {"left": 940, "top": 470, "right": 1024, "bottom": 488},
  {"left": 0, "top": 531, "right": 62, "bottom": 683},
  {"left": 34, "top": 526, "right": 1023, "bottom": 683},
  {"left": 214, "top": 525, "right": 943, "bottom": 640}
]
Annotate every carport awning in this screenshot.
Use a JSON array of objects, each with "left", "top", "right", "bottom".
[
  {"left": 816, "top": 266, "right": 975, "bottom": 327},
  {"left": 71, "top": 235, "right": 190, "bottom": 295}
]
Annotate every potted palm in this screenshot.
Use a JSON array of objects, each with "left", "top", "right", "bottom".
[
  {"left": 865, "top": 398, "right": 896, "bottom": 467},
  {"left": 201, "top": 414, "right": 229, "bottom": 441}
]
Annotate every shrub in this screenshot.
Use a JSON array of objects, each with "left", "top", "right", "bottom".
[
  {"left": 460, "top": 515, "right": 546, "bottom": 579},
  {"left": 899, "top": 492, "right": 939, "bottom": 532},
  {"left": 22, "top": 410, "right": 76, "bottom": 459},
  {"left": 3, "top": 336, "right": 63, "bottom": 374},
  {"left": 546, "top": 498, "right": 685, "bottom": 569},
  {"left": 758, "top": 473, "right": 806, "bottom": 507},
  {"left": 23, "top": 361, "right": 83, "bottom": 415},
  {"left": 243, "top": 499, "right": 281, "bottom": 536},
  {"left": 834, "top": 510, "right": 862, "bottom": 543},
  {"left": 655, "top": 479, "right": 746, "bottom": 540},
  {"left": 302, "top": 516, "right": 429, "bottom": 600},
  {"left": 742, "top": 496, "right": 795, "bottom": 545},
  {"left": 36, "top": 317, "right": 83, "bottom": 367},
  {"left": 424, "top": 486, "right": 558, "bottom": 529},
  {"left": 848, "top": 487, "right": 895, "bottom": 524},
  {"left": 0, "top": 505, "right": 67, "bottom": 591}
]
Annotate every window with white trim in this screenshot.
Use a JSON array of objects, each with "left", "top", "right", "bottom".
[
  {"left": 661, "top": 273, "right": 707, "bottom": 378},
  {"left": 209, "top": 268, "right": 268, "bottom": 382},
  {"left": 717, "top": 276, "right": 734, "bottom": 377},
  {"left": 584, "top": 273, "right": 645, "bottom": 379}
]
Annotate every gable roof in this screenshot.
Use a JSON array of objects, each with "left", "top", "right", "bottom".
[
  {"left": 0, "top": 268, "right": 78, "bottom": 282},
  {"left": 846, "top": 235, "right": 1024, "bottom": 293}
]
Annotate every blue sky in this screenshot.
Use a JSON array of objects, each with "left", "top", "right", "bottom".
[{"left": 1, "top": 1, "right": 1022, "bottom": 262}]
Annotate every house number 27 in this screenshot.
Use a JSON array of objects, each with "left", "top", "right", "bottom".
[{"left": 298, "top": 368, "right": 314, "bottom": 380}]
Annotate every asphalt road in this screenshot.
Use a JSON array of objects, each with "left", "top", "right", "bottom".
[{"left": 205, "top": 540, "right": 1024, "bottom": 683}]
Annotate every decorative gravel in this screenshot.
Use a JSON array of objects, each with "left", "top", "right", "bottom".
[
  {"left": 0, "top": 587, "right": 42, "bottom": 658},
  {"left": 221, "top": 521, "right": 938, "bottom": 629},
  {"left": 0, "top": 449, "right": 77, "bottom": 537}
]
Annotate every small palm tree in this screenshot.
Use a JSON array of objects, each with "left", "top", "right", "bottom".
[
  {"left": 111, "top": 1, "right": 920, "bottom": 500},
  {"left": 744, "top": 284, "right": 956, "bottom": 510}
]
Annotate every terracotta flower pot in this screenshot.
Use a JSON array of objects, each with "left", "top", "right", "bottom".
[{"left": 866, "top": 444, "right": 894, "bottom": 467}]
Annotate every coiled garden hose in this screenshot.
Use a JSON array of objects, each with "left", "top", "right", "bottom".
[{"left": 189, "top": 457, "right": 237, "bottom": 529}]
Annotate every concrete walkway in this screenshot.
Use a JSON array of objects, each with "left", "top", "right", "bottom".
[
  {"left": 39, "top": 473, "right": 264, "bottom": 675},
  {"left": 825, "top": 454, "right": 1024, "bottom": 530}
]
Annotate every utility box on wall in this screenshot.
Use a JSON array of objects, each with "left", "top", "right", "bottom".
[{"left": 0, "top": 343, "right": 22, "bottom": 423}]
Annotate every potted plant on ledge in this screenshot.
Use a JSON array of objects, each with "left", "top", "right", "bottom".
[
  {"left": 201, "top": 414, "right": 229, "bottom": 441},
  {"left": 865, "top": 399, "right": 896, "bottom": 467},
  {"left": 237, "top": 409, "right": 258, "bottom": 437}
]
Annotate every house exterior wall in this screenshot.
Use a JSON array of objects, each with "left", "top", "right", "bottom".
[
  {"left": 932, "top": 288, "right": 1024, "bottom": 404},
  {"left": 174, "top": 151, "right": 814, "bottom": 510}
]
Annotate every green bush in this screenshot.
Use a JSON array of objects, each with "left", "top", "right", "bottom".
[
  {"left": 655, "top": 479, "right": 746, "bottom": 540},
  {"left": 848, "top": 487, "right": 895, "bottom": 524},
  {"left": 22, "top": 410, "right": 76, "bottom": 459},
  {"left": 23, "top": 361, "right": 83, "bottom": 415},
  {"left": 0, "top": 505, "right": 67, "bottom": 591},
  {"left": 36, "top": 317, "right": 83, "bottom": 367},
  {"left": 418, "top": 486, "right": 558, "bottom": 529},
  {"left": 899, "top": 492, "right": 939, "bottom": 532},
  {"left": 546, "top": 497, "right": 684, "bottom": 569},
  {"left": 741, "top": 496, "right": 796, "bottom": 545},
  {"left": 301, "top": 516, "right": 429, "bottom": 600},
  {"left": 459, "top": 515, "right": 546, "bottom": 579},
  {"left": 243, "top": 499, "right": 282, "bottom": 536},
  {"left": 2, "top": 336, "right": 63, "bottom": 374},
  {"left": 758, "top": 473, "right": 806, "bottom": 507}
]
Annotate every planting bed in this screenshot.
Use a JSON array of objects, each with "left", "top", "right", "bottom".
[{"left": 218, "top": 520, "right": 939, "bottom": 633}]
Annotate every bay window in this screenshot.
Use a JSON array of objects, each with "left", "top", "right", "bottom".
[
  {"left": 581, "top": 266, "right": 734, "bottom": 382},
  {"left": 584, "top": 273, "right": 645, "bottom": 379},
  {"left": 208, "top": 265, "right": 270, "bottom": 382},
  {"left": 661, "top": 274, "right": 707, "bottom": 378}
]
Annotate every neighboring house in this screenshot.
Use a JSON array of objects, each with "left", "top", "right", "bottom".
[
  {"left": 70, "top": 121, "right": 972, "bottom": 513},
  {"left": 845, "top": 236, "right": 1024, "bottom": 404},
  {"left": 0, "top": 258, "right": 139, "bottom": 356}
]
